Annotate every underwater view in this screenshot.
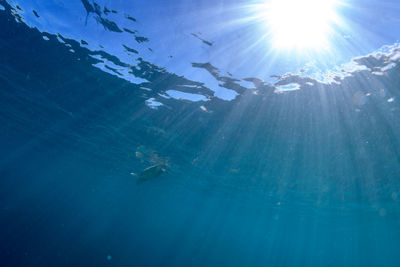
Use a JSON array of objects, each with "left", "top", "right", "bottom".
[{"left": 1, "top": 0, "right": 400, "bottom": 266}]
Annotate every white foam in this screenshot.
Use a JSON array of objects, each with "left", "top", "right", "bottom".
[
  {"left": 145, "top": 98, "right": 163, "bottom": 109},
  {"left": 275, "top": 83, "right": 300, "bottom": 93},
  {"left": 166, "top": 90, "right": 208, "bottom": 102}
]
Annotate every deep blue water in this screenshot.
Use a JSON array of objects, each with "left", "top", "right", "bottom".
[{"left": 1, "top": 0, "right": 400, "bottom": 266}]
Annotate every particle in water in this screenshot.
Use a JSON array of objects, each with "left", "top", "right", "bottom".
[
  {"left": 135, "top": 151, "right": 144, "bottom": 158},
  {"left": 378, "top": 88, "right": 386, "bottom": 98},
  {"left": 106, "top": 255, "right": 112, "bottom": 261},
  {"left": 388, "top": 97, "right": 395, "bottom": 103},
  {"left": 200, "top": 105, "right": 208, "bottom": 112},
  {"left": 229, "top": 168, "right": 239, "bottom": 173},
  {"left": 192, "top": 157, "right": 199, "bottom": 164},
  {"left": 352, "top": 91, "right": 367, "bottom": 106},
  {"left": 379, "top": 208, "right": 387, "bottom": 217}
]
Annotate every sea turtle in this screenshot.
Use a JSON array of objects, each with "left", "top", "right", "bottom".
[{"left": 130, "top": 163, "right": 168, "bottom": 184}]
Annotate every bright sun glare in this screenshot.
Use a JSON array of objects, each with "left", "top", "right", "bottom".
[{"left": 262, "top": 0, "right": 339, "bottom": 50}]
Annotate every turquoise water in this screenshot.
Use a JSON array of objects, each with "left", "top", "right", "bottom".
[{"left": 1, "top": 0, "right": 400, "bottom": 266}]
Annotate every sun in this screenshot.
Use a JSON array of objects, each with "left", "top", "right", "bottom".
[{"left": 262, "top": 0, "right": 340, "bottom": 50}]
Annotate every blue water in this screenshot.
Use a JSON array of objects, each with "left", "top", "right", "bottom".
[{"left": 1, "top": 0, "right": 400, "bottom": 266}]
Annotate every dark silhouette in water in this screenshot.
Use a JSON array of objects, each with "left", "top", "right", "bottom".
[{"left": 131, "top": 163, "right": 167, "bottom": 184}]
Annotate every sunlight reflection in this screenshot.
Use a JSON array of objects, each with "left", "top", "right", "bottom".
[{"left": 257, "top": 0, "right": 342, "bottom": 50}]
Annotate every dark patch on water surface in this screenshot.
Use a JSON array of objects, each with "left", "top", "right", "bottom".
[
  {"left": 32, "top": 9, "right": 39, "bottom": 18},
  {"left": 80, "top": 0, "right": 150, "bottom": 52},
  {"left": 134, "top": 36, "right": 149, "bottom": 43},
  {"left": 125, "top": 14, "right": 137, "bottom": 22},
  {"left": 104, "top": 64, "right": 123, "bottom": 75},
  {"left": 103, "top": 6, "right": 115, "bottom": 15},
  {"left": 81, "top": 0, "right": 122, "bottom": 33},
  {"left": 123, "top": 28, "right": 138, "bottom": 35},
  {"left": 191, "top": 33, "right": 213, "bottom": 46},
  {"left": 192, "top": 62, "right": 250, "bottom": 94},
  {"left": 95, "top": 16, "right": 123, "bottom": 32},
  {"left": 81, "top": 0, "right": 95, "bottom": 17},
  {"left": 123, "top": 44, "right": 138, "bottom": 54}
]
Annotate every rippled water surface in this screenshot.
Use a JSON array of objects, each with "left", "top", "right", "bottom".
[{"left": 1, "top": 0, "right": 400, "bottom": 266}]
